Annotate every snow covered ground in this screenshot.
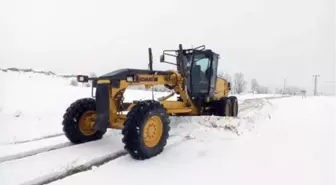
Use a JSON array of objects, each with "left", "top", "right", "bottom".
[
  {"left": 0, "top": 71, "right": 334, "bottom": 185},
  {"left": 0, "top": 71, "right": 282, "bottom": 144},
  {"left": 46, "top": 97, "right": 334, "bottom": 185}
]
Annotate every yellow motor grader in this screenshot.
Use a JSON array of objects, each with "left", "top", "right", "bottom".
[{"left": 62, "top": 44, "right": 238, "bottom": 160}]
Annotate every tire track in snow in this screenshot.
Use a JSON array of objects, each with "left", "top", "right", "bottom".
[
  {"left": 34, "top": 121, "right": 243, "bottom": 185},
  {"left": 239, "top": 95, "right": 290, "bottom": 112},
  {"left": 2, "top": 133, "right": 64, "bottom": 145},
  {"left": 21, "top": 135, "right": 192, "bottom": 185},
  {"left": 0, "top": 131, "right": 114, "bottom": 163},
  {"left": 23, "top": 150, "right": 128, "bottom": 185},
  {"left": 239, "top": 100, "right": 261, "bottom": 112},
  {"left": 0, "top": 142, "right": 72, "bottom": 163},
  {"left": 0, "top": 134, "right": 126, "bottom": 185},
  {"left": 0, "top": 101, "right": 251, "bottom": 164}
]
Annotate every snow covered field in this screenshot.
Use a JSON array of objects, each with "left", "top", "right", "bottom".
[
  {"left": 0, "top": 71, "right": 282, "bottom": 144},
  {"left": 0, "top": 71, "right": 334, "bottom": 185}
]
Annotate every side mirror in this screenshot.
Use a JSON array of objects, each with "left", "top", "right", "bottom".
[
  {"left": 160, "top": 54, "right": 165, "bottom": 63},
  {"left": 77, "top": 75, "right": 89, "bottom": 82}
]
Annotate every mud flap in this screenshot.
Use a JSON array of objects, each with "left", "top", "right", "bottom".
[{"left": 94, "top": 84, "right": 110, "bottom": 133}]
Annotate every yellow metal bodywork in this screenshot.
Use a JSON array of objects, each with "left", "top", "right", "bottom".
[
  {"left": 101, "top": 71, "right": 230, "bottom": 129},
  {"left": 161, "top": 101, "right": 192, "bottom": 114},
  {"left": 214, "top": 77, "right": 230, "bottom": 100}
]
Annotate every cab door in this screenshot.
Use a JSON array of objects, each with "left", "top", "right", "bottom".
[
  {"left": 189, "top": 53, "right": 212, "bottom": 97},
  {"left": 209, "top": 53, "right": 219, "bottom": 97}
]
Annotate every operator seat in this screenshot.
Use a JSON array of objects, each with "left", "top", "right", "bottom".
[{"left": 191, "top": 65, "right": 208, "bottom": 94}]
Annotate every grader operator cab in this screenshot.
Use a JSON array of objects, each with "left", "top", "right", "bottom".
[
  {"left": 160, "top": 45, "right": 227, "bottom": 105},
  {"left": 62, "top": 44, "right": 238, "bottom": 160}
]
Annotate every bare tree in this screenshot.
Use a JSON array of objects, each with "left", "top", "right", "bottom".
[
  {"left": 251, "top": 79, "right": 259, "bottom": 94},
  {"left": 233, "top": 72, "right": 247, "bottom": 94}
]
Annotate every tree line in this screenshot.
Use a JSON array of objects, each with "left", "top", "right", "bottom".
[{"left": 218, "top": 71, "right": 302, "bottom": 95}]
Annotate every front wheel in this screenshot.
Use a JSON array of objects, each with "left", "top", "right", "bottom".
[
  {"left": 121, "top": 100, "right": 170, "bottom": 160},
  {"left": 62, "top": 98, "right": 106, "bottom": 144}
]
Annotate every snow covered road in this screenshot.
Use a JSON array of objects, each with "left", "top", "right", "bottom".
[
  {"left": 46, "top": 96, "right": 334, "bottom": 185},
  {"left": 0, "top": 97, "right": 273, "bottom": 185}
]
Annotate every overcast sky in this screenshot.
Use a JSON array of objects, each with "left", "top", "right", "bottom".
[{"left": 0, "top": 0, "right": 335, "bottom": 94}]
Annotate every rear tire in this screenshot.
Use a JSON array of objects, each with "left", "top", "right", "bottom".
[
  {"left": 219, "top": 97, "right": 232, "bottom": 116},
  {"left": 122, "top": 100, "right": 170, "bottom": 160},
  {"left": 62, "top": 98, "right": 106, "bottom": 144},
  {"left": 207, "top": 97, "right": 231, "bottom": 116},
  {"left": 228, "top": 96, "right": 239, "bottom": 117}
]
